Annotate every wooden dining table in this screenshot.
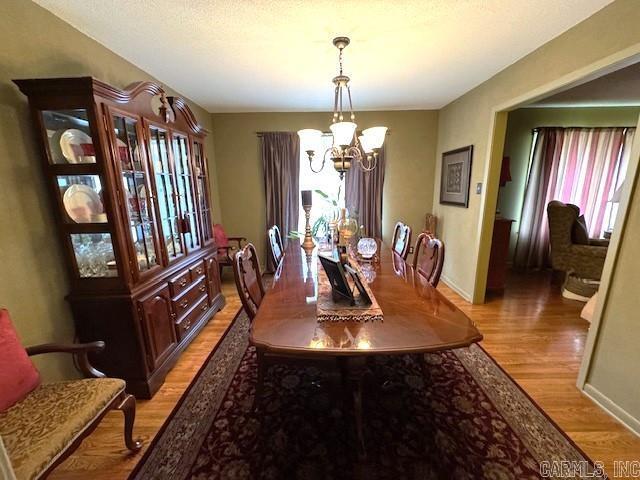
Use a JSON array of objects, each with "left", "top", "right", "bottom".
[{"left": 250, "top": 240, "right": 483, "bottom": 456}]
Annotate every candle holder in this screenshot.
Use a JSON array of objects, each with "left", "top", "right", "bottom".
[{"left": 301, "top": 198, "right": 315, "bottom": 251}]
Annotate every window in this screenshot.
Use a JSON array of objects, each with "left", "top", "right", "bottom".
[{"left": 298, "top": 134, "right": 344, "bottom": 235}]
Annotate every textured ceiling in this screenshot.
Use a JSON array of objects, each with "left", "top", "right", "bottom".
[
  {"left": 529, "top": 61, "right": 640, "bottom": 107},
  {"left": 34, "top": 0, "right": 613, "bottom": 112}
]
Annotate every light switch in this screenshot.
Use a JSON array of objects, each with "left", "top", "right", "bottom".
[{"left": 476, "top": 182, "right": 482, "bottom": 194}]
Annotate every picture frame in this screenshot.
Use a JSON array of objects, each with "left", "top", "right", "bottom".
[{"left": 439, "top": 145, "right": 473, "bottom": 207}]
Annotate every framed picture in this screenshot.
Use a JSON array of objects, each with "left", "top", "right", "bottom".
[{"left": 440, "top": 145, "right": 473, "bottom": 207}]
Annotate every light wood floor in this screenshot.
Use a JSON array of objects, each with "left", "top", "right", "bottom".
[{"left": 51, "top": 271, "right": 640, "bottom": 479}]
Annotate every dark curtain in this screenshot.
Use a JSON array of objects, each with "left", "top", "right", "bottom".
[
  {"left": 345, "top": 145, "right": 386, "bottom": 239},
  {"left": 261, "top": 132, "right": 300, "bottom": 271}
]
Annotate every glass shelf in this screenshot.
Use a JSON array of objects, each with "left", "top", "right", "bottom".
[
  {"left": 150, "top": 126, "right": 183, "bottom": 261},
  {"left": 57, "top": 174, "right": 108, "bottom": 223},
  {"left": 113, "top": 114, "right": 159, "bottom": 273},
  {"left": 71, "top": 233, "right": 117, "bottom": 278},
  {"left": 42, "top": 109, "right": 96, "bottom": 165},
  {"left": 173, "top": 135, "right": 200, "bottom": 251}
]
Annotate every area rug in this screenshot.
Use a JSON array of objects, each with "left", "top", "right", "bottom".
[{"left": 130, "top": 309, "right": 605, "bottom": 480}]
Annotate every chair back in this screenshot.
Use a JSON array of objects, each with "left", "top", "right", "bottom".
[
  {"left": 392, "top": 221, "right": 412, "bottom": 260},
  {"left": 547, "top": 200, "right": 579, "bottom": 271},
  {"left": 232, "top": 243, "right": 265, "bottom": 321},
  {"left": 424, "top": 213, "right": 438, "bottom": 236},
  {"left": 412, "top": 233, "right": 445, "bottom": 287},
  {"left": 267, "top": 225, "right": 284, "bottom": 269}
]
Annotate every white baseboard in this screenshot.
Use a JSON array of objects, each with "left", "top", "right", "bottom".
[
  {"left": 583, "top": 383, "right": 640, "bottom": 437},
  {"left": 440, "top": 274, "right": 473, "bottom": 302}
]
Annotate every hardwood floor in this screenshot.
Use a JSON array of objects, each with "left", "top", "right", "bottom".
[{"left": 51, "top": 270, "right": 640, "bottom": 479}]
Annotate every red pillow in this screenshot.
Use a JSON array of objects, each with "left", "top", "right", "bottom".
[
  {"left": 0, "top": 309, "right": 41, "bottom": 411},
  {"left": 213, "top": 224, "right": 229, "bottom": 248}
]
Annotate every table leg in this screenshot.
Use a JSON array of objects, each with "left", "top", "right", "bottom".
[{"left": 338, "top": 356, "right": 367, "bottom": 459}]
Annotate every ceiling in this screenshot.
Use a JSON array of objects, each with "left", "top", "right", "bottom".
[
  {"left": 528, "top": 61, "right": 640, "bottom": 107},
  {"left": 34, "top": 0, "right": 613, "bottom": 113}
]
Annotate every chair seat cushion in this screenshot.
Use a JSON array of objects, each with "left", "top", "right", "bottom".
[
  {"left": 0, "top": 309, "right": 40, "bottom": 412},
  {"left": 0, "top": 378, "right": 125, "bottom": 480}
]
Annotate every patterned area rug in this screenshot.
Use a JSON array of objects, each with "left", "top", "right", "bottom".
[{"left": 131, "top": 310, "right": 604, "bottom": 480}]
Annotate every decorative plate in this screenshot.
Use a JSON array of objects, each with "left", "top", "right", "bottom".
[
  {"left": 63, "top": 184, "right": 104, "bottom": 223},
  {"left": 58, "top": 129, "right": 95, "bottom": 164}
]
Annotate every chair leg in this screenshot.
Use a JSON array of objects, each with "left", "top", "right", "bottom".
[{"left": 116, "top": 393, "right": 143, "bottom": 452}]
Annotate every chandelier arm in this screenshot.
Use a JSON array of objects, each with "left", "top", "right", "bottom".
[
  {"left": 359, "top": 154, "right": 377, "bottom": 172},
  {"left": 308, "top": 149, "right": 329, "bottom": 174},
  {"left": 339, "top": 86, "right": 343, "bottom": 121},
  {"left": 333, "top": 85, "right": 339, "bottom": 123}
]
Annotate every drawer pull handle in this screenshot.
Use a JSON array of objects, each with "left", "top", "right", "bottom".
[
  {"left": 199, "top": 284, "right": 206, "bottom": 292},
  {"left": 179, "top": 278, "right": 188, "bottom": 287},
  {"left": 196, "top": 268, "right": 203, "bottom": 275},
  {"left": 180, "top": 299, "right": 189, "bottom": 309},
  {"left": 201, "top": 303, "right": 208, "bottom": 311}
]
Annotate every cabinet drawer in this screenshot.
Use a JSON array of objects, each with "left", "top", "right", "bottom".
[
  {"left": 172, "top": 277, "right": 208, "bottom": 319},
  {"left": 176, "top": 295, "right": 209, "bottom": 339},
  {"left": 189, "top": 261, "right": 206, "bottom": 281},
  {"left": 168, "top": 268, "right": 192, "bottom": 297}
]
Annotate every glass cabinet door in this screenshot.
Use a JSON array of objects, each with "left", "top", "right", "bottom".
[
  {"left": 148, "top": 125, "right": 183, "bottom": 263},
  {"left": 42, "top": 109, "right": 96, "bottom": 164},
  {"left": 192, "top": 139, "right": 213, "bottom": 245},
  {"left": 172, "top": 134, "right": 200, "bottom": 252},
  {"left": 112, "top": 113, "right": 160, "bottom": 275}
]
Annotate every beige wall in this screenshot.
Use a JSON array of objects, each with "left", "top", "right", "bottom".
[
  {"left": 500, "top": 106, "right": 640, "bottom": 258},
  {"left": 0, "top": 0, "right": 221, "bottom": 380},
  {"left": 432, "top": 0, "right": 640, "bottom": 301},
  {"left": 432, "top": 0, "right": 640, "bottom": 424},
  {"left": 212, "top": 111, "right": 438, "bottom": 266}
]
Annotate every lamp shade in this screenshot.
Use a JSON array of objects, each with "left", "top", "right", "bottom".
[
  {"left": 330, "top": 122, "right": 357, "bottom": 147},
  {"left": 611, "top": 181, "right": 625, "bottom": 203},
  {"left": 358, "top": 135, "right": 374, "bottom": 154},
  {"left": 362, "top": 126, "right": 387, "bottom": 149},
  {"left": 298, "top": 129, "right": 322, "bottom": 153}
]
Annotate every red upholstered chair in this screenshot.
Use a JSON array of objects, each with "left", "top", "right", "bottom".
[
  {"left": 214, "top": 223, "right": 247, "bottom": 277},
  {"left": 412, "top": 233, "right": 445, "bottom": 287},
  {"left": 392, "top": 221, "right": 412, "bottom": 260},
  {"left": 0, "top": 309, "right": 141, "bottom": 479}
]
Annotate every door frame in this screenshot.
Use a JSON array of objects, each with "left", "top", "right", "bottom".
[{"left": 471, "top": 47, "right": 640, "bottom": 394}]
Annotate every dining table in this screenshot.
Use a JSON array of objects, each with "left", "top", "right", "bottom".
[{"left": 250, "top": 239, "right": 483, "bottom": 456}]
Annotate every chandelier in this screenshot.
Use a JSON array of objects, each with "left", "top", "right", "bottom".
[{"left": 298, "top": 37, "right": 387, "bottom": 180}]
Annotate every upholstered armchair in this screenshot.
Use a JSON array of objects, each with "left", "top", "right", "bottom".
[
  {"left": 547, "top": 201, "right": 609, "bottom": 295},
  {"left": 0, "top": 310, "right": 142, "bottom": 479}
]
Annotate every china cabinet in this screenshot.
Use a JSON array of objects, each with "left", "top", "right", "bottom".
[{"left": 14, "top": 77, "right": 224, "bottom": 398}]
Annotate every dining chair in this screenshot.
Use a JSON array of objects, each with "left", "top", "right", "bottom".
[
  {"left": 412, "top": 232, "right": 445, "bottom": 287},
  {"left": 267, "top": 225, "right": 284, "bottom": 270},
  {"left": 232, "top": 243, "right": 265, "bottom": 321},
  {"left": 424, "top": 213, "right": 438, "bottom": 236},
  {"left": 392, "top": 221, "right": 412, "bottom": 260}
]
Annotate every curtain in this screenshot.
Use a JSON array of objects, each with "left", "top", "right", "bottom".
[
  {"left": 261, "top": 132, "right": 300, "bottom": 271},
  {"left": 514, "top": 127, "right": 633, "bottom": 269},
  {"left": 345, "top": 145, "right": 386, "bottom": 239}
]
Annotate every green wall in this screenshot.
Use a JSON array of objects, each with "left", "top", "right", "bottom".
[
  {"left": 500, "top": 106, "right": 640, "bottom": 259},
  {"left": 0, "top": 0, "right": 221, "bottom": 380},
  {"left": 212, "top": 111, "right": 438, "bottom": 267}
]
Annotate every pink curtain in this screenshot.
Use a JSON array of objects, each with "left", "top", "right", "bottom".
[{"left": 514, "top": 127, "right": 633, "bottom": 269}]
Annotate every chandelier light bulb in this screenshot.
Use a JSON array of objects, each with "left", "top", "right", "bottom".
[
  {"left": 330, "top": 122, "right": 357, "bottom": 147},
  {"left": 297, "top": 129, "right": 322, "bottom": 153},
  {"left": 362, "top": 127, "right": 387, "bottom": 150},
  {"left": 358, "top": 135, "right": 374, "bottom": 154}
]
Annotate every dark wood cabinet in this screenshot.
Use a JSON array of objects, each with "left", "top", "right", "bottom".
[
  {"left": 486, "top": 217, "right": 514, "bottom": 294},
  {"left": 14, "top": 77, "right": 225, "bottom": 398},
  {"left": 139, "top": 285, "right": 177, "bottom": 371}
]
